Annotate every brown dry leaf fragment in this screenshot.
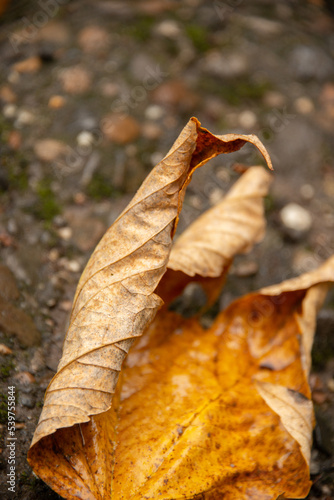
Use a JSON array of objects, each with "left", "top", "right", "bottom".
[
  {"left": 114, "top": 257, "right": 334, "bottom": 500},
  {"left": 168, "top": 166, "right": 271, "bottom": 277},
  {"left": 157, "top": 166, "right": 272, "bottom": 307},
  {"left": 28, "top": 117, "right": 272, "bottom": 499}
]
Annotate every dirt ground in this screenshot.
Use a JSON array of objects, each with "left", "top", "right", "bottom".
[{"left": 0, "top": 1, "right": 334, "bottom": 498}]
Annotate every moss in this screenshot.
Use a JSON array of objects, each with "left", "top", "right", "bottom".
[
  {"left": 19, "top": 470, "right": 43, "bottom": 491},
  {"left": 124, "top": 16, "right": 155, "bottom": 42},
  {"left": 0, "top": 115, "right": 29, "bottom": 191},
  {"left": 8, "top": 158, "right": 29, "bottom": 190},
  {"left": 264, "top": 194, "right": 275, "bottom": 213},
  {"left": 0, "top": 393, "right": 7, "bottom": 424},
  {"left": 0, "top": 358, "right": 14, "bottom": 380},
  {"left": 86, "top": 173, "right": 116, "bottom": 200},
  {"left": 199, "top": 77, "right": 272, "bottom": 106},
  {"left": 33, "top": 179, "right": 62, "bottom": 222},
  {"left": 221, "top": 80, "right": 272, "bottom": 106},
  {"left": 185, "top": 24, "right": 210, "bottom": 52}
]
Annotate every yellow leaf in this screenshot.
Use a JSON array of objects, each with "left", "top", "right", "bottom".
[{"left": 114, "top": 258, "right": 334, "bottom": 499}]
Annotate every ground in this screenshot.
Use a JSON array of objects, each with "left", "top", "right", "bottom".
[{"left": 0, "top": 0, "right": 334, "bottom": 499}]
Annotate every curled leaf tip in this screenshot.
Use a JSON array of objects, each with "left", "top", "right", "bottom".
[{"left": 190, "top": 116, "right": 274, "bottom": 171}]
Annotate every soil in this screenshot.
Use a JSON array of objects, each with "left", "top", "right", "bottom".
[{"left": 0, "top": 1, "right": 334, "bottom": 499}]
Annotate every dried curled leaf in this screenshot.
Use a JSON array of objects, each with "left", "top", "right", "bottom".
[
  {"left": 158, "top": 166, "right": 272, "bottom": 307},
  {"left": 28, "top": 118, "right": 272, "bottom": 499},
  {"left": 168, "top": 166, "right": 272, "bottom": 278}
]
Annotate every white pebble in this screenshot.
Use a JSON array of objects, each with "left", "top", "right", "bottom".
[
  {"left": 15, "top": 109, "right": 35, "bottom": 127},
  {"left": 57, "top": 227, "right": 73, "bottom": 240},
  {"left": 154, "top": 20, "right": 181, "bottom": 38},
  {"left": 209, "top": 187, "right": 224, "bottom": 206},
  {"left": 3, "top": 104, "right": 17, "bottom": 118},
  {"left": 294, "top": 96, "right": 314, "bottom": 115},
  {"left": 66, "top": 260, "right": 81, "bottom": 273},
  {"left": 77, "top": 131, "right": 94, "bottom": 147},
  {"left": 145, "top": 105, "right": 164, "bottom": 121},
  {"left": 239, "top": 110, "right": 257, "bottom": 129},
  {"left": 280, "top": 203, "right": 312, "bottom": 232}
]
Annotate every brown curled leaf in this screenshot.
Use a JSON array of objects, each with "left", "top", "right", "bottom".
[
  {"left": 157, "top": 166, "right": 272, "bottom": 307},
  {"left": 28, "top": 117, "right": 272, "bottom": 499}
]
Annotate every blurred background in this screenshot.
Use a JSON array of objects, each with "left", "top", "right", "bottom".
[{"left": 0, "top": 1, "right": 334, "bottom": 498}]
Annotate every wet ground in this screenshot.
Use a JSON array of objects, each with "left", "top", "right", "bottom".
[{"left": 0, "top": 0, "right": 334, "bottom": 498}]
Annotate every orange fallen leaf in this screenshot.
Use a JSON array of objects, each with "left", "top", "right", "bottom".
[
  {"left": 31, "top": 116, "right": 333, "bottom": 500},
  {"left": 111, "top": 223, "right": 334, "bottom": 499}
]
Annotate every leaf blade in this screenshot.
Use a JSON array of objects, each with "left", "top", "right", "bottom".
[{"left": 28, "top": 118, "right": 272, "bottom": 499}]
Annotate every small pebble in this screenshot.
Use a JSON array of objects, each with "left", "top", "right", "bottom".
[
  {"left": 232, "top": 261, "right": 259, "bottom": 278},
  {"left": 37, "top": 22, "right": 70, "bottom": 44},
  {"left": 145, "top": 105, "right": 164, "bottom": 121},
  {"left": 20, "top": 394, "right": 35, "bottom": 409},
  {"left": 66, "top": 260, "right": 81, "bottom": 273},
  {"left": 280, "top": 203, "right": 312, "bottom": 233},
  {"left": 15, "top": 109, "right": 35, "bottom": 127},
  {"left": 59, "top": 66, "right": 92, "bottom": 94},
  {"left": 7, "top": 71, "right": 20, "bottom": 84},
  {"left": 244, "top": 16, "right": 283, "bottom": 36},
  {"left": 30, "top": 348, "right": 46, "bottom": 373},
  {"left": 312, "top": 390, "right": 327, "bottom": 405},
  {"left": 3, "top": 104, "right": 17, "bottom": 118},
  {"left": 59, "top": 299, "right": 73, "bottom": 312},
  {"left": 48, "top": 95, "right": 66, "bottom": 109},
  {"left": 78, "top": 26, "right": 111, "bottom": 54},
  {"left": 48, "top": 248, "right": 59, "bottom": 262},
  {"left": 209, "top": 187, "right": 224, "bottom": 206},
  {"left": 74, "top": 192, "right": 86, "bottom": 204},
  {"left": 12, "top": 56, "right": 41, "bottom": 73},
  {"left": 294, "top": 96, "right": 314, "bottom": 114},
  {"left": 77, "top": 130, "right": 94, "bottom": 147},
  {"left": 7, "top": 219, "right": 18, "bottom": 234},
  {"left": 322, "top": 485, "right": 333, "bottom": 496},
  {"left": 0, "top": 263, "right": 20, "bottom": 301},
  {"left": 203, "top": 51, "right": 248, "bottom": 79},
  {"left": 152, "top": 80, "right": 198, "bottom": 108},
  {"left": 99, "top": 81, "right": 119, "bottom": 97},
  {"left": 14, "top": 371, "right": 36, "bottom": 384},
  {"left": 142, "top": 122, "right": 162, "bottom": 140},
  {"left": 34, "top": 138, "right": 67, "bottom": 161},
  {"left": 101, "top": 114, "right": 140, "bottom": 144},
  {"left": 327, "top": 379, "right": 334, "bottom": 392},
  {"left": 8, "top": 130, "right": 21, "bottom": 150},
  {"left": 0, "top": 85, "right": 17, "bottom": 103},
  {"left": 0, "top": 344, "right": 13, "bottom": 355},
  {"left": 57, "top": 227, "right": 73, "bottom": 240},
  {"left": 154, "top": 20, "right": 181, "bottom": 38},
  {"left": 300, "top": 184, "right": 314, "bottom": 200},
  {"left": 238, "top": 110, "right": 257, "bottom": 129},
  {"left": 188, "top": 194, "right": 203, "bottom": 210},
  {"left": 53, "top": 215, "right": 66, "bottom": 227},
  {"left": 263, "top": 91, "right": 286, "bottom": 108},
  {"left": 15, "top": 423, "right": 26, "bottom": 430}
]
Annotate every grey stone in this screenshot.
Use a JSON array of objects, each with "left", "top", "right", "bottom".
[{"left": 290, "top": 45, "right": 334, "bottom": 81}]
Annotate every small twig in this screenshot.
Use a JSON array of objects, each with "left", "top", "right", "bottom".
[{"left": 78, "top": 423, "right": 85, "bottom": 446}]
